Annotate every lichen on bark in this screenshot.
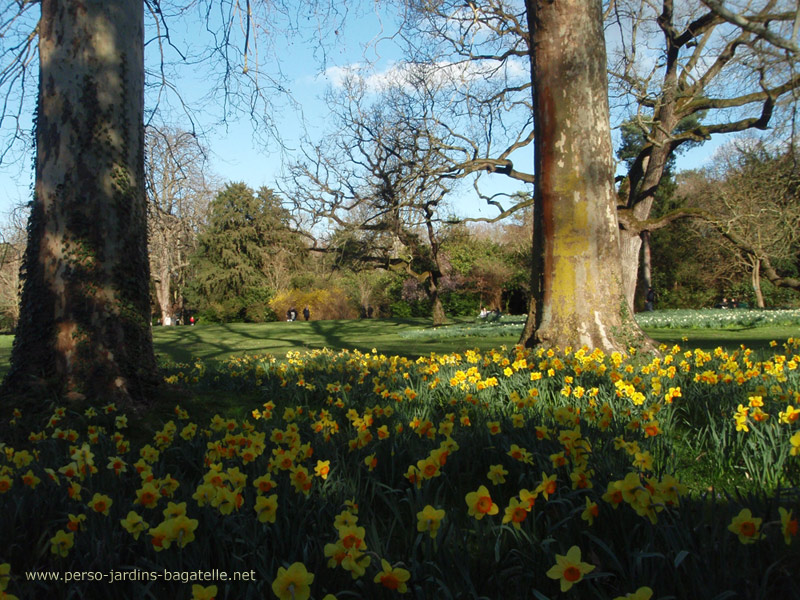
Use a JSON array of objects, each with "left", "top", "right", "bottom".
[{"left": 521, "top": 0, "right": 655, "bottom": 355}]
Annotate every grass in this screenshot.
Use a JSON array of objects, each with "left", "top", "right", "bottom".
[{"left": 0, "top": 315, "right": 795, "bottom": 377}]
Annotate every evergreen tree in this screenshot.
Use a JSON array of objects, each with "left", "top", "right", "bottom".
[{"left": 190, "top": 183, "right": 304, "bottom": 321}]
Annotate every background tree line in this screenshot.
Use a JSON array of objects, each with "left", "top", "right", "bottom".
[{"left": 0, "top": 133, "right": 796, "bottom": 333}]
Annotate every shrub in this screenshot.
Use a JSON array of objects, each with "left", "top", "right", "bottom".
[{"left": 270, "top": 287, "right": 357, "bottom": 321}]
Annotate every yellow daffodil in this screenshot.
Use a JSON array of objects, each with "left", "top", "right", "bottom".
[
  {"left": 253, "top": 473, "right": 276, "bottom": 494},
  {"left": 465, "top": 485, "right": 498, "bottom": 520},
  {"left": 314, "top": 460, "right": 331, "bottom": 480},
  {"left": 728, "top": 508, "right": 764, "bottom": 544},
  {"left": 545, "top": 545, "right": 595, "bottom": 592},
  {"left": 613, "top": 587, "right": 653, "bottom": 600},
  {"left": 254, "top": 494, "right": 278, "bottom": 523},
  {"left": 338, "top": 525, "right": 366, "bottom": 551},
  {"left": 502, "top": 498, "right": 529, "bottom": 529},
  {"left": 487, "top": 464, "right": 508, "bottom": 485},
  {"left": 779, "top": 507, "right": 797, "bottom": 545},
  {"left": 191, "top": 584, "right": 217, "bottom": 600},
  {"left": 271, "top": 562, "right": 314, "bottom": 600},
  {"left": 50, "top": 529, "right": 74, "bottom": 558},
  {"left": 120, "top": 511, "right": 148, "bottom": 540},
  {"left": 581, "top": 497, "right": 599, "bottom": 526},
  {"left": 374, "top": 559, "right": 410, "bottom": 593},
  {"left": 21, "top": 469, "right": 40, "bottom": 489},
  {"left": 537, "top": 472, "right": 558, "bottom": 500},
  {"left": 790, "top": 431, "right": 800, "bottom": 456},
  {"left": 416, "top": 505, "right": 445, "bottom": 538},
  {"left": 134, "top": 482, "right": 160, "bottom": 509},
  {"left": 88, "top": 493, "right": 112, "bottom": 516},
  {"left": 164, "top": 515, "right": 199, "bottom": 548}
]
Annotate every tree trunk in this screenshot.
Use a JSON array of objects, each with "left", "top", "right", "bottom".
[
  {"left": 2, "top": 0, "right": 159, "bottom": 405},
  {"left": 431, "top": 287, "right": 446, "bottom": 327},
  {"left": 751, "top": 255, "right": 765, "bottom": 308},
  {"left": 522, "top": 0, "right": 653, "bottom": 353},
  {"left": 641, "top": 230, "right": 652, "bottom": 291},
  {"left": 155, "top": 258, "right": 173, "bottom": 326}
]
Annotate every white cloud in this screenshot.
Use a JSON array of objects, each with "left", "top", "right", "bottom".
[{"left": 319, "top": 57, "right": 529, "bottom": 94}]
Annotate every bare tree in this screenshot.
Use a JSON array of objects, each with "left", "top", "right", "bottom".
[
  {"left": 288, "top": 73, "right": 458, "bottom": 325},
  {"left": 0, "top": 207, "right": 27, "bottom": 331},
  {"left": 145, "top": 125, "right": 215, "bottom": 325},
  {"left": 688, "top": 141, "right": 800, "bottom": 300},
  {"left": 609, "top": 0, "right": 800, "bottom": 310},
  {"left": 376, "top": 1, "right": 536, "bottom": 218}
]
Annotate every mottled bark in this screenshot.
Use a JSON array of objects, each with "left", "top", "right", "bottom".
[
  {"left": 2, "top": 0, "right": 159, "bottom": 404},
  {"left": 750, "top": 256, "right": 765, "bottom": 308},
  {"left": 154, "top": 254, "right": 173, "bottom": 326},
  {"left": 641, "top": 230, "right": 652, "bottom": 292},
  {"left": 522, "top": 0, "right": 653, "bottom": 353}
]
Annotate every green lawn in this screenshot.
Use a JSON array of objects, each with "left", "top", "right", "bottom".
[{"left": 0, "top": 318, "right": 795, "bottom": 379}]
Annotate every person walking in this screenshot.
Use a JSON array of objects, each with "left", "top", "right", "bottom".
[
  {"left": 645, "top": 287, "right": 656, "bottom": 312},
  {"left": 303, "top": 306, "right": 310, "bottom": 321}
]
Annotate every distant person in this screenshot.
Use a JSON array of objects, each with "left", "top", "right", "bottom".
[
  {"left": 287, "top": 307, "right": 297, "bottom": 321},
  {"left": 718, "top": 297, "right": 729, "bottom": 309},
  {"left": 189, "top": 315, "right": 195, "bottom": 326},
  {"left": 479, "top": 306, "right": 489, "bottom": 319},
  {"left": 730, "top": 297, "right": 739, "bottom": 308},
  {"left": 367, "top": 306, "right": 373, "bottom": 318},
  {"left": 645, "top": 287, "right": 656, "bottom": 312},
  {"left": 303, "top": 306, "right": 310, "bottom": 321}
]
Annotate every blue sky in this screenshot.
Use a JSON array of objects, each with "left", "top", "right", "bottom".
[{"left": 0, "top": 4, "right": 727, "bottom": 223}]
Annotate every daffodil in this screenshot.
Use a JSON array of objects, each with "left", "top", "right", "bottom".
[
  {"left": 728, "top": 508, "right": 763, "bottom": 544},
  {"left": 581, "top": 497, "right": 599, "bottom": 526},
  {"left": 120, "top": 511, "right": 149, "bottom": 540},
  {"left": 338, "top": 525, "right": 366, "bottom": 551},
  {"left": 545, "top": 545, "right": 595, "bottom": 592},
  {"left": 191, "top": 584, "right": 217, "bottom": 600},
  {"left": 537, "top": 472, "right": 558, "bottom": 500},
  {"left": 88, "top": 493, "right": 112, "bottom": 516},
  {"left": 21, "top": 469, "right": 40, "bottom": 489},
  {"left": 314, "top": 460, "right": 331, "bottom": 480},
  {"left": 502, "top": 498, "right": 529, "bottom": 529},
  {"left": 613, "top": 587, "right": 653, "bottom": 600},
  {"left": 254, "top": 494, "right": 278, "bottom": 523},
  {"left": 271, "top": 562, "right": 313, "bottom": 600},
  {"left": 465, "top": 485, "right": 498, "bottom": 520},
  {"left": 790, "top": 431, "right": 800, "bottom": 456},
  {"left": 165, "top": 515, "right": 198, "bottom": 548},
  {"left": 487, "top": 464, "right": 508, "bottom": 485},
  {"left": 50, "top": 529, "right": 74, "bottom": 558},
  {"left": 779, "top": 507, "right": 797, "bottom": 545},
  {"left": 374, "top": 559, "right": 410, "bottom": 593},
  {"left": 253, "top": 473, "right": 276, "bottom": 494},
  {"left": 334, "top": 509, "right": 358, "bottom": 530},
  {"left": 416, "top": 505, "right": 445, "bottom": 538},
  {"left": 134, "top": 482, "right": 160, "bottom": 508}
]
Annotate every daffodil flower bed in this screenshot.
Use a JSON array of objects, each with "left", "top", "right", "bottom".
[{"left": 1, "top": 340, "right": 800, "bottom": 599}]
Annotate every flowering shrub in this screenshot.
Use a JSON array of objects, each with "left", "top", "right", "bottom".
[{"left": 1, "top": 340, "right": 799, "bottom": 599}]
